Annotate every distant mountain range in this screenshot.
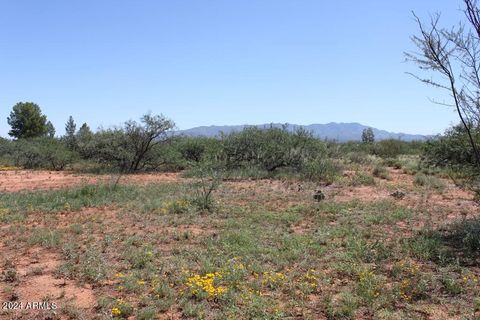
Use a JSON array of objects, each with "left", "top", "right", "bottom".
[{"left": 175, "top": 122, "right": 431, "bottom": 142}]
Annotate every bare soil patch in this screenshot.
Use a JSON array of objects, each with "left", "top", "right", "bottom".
[
  {"left": 0, "top": 170, "right": 180, "bottom": 192},
  {"left": 0, "top": 246, "right": 96, "bottom": 319}
]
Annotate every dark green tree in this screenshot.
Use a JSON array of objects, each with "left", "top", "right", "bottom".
[
  {"left": 124, "top": 113, "right": 175, "bottom": 172},
  {"left": 77, "top": 123, "right": 92, "bottom": 138},
  {"left": 7, "top": 102, "right": 48, "bottom": 139},
  {"left": 64, "top": 116, "right": 77, "bottom": 150},
  {"left": 76, "top": 123, "right": 94, "bottom": 158},
  {"left": 361, "top": 128, "right": 375, "bottom": 144},
  {"left": 46, "top": 121, "right": 55, "bottom": 138},
  {"left": 87, "top": 113, "right": 175, "bottom": 172}
]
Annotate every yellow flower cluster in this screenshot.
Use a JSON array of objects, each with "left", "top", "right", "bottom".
[
  {"left": 359, "top": 269, "right": 375, "bottom": 279},
  {"left": 262, "top": 271, "right": 286, "bottom": 287},
  {"left": 240, "top": 286, "right": 263, "bottom": 301},
  {"left": 0, "top": 166, "right": 22, "bottom": 171},
  {"left": 304, "top": 269, "right": 319, "bottom": 289},
  {"left": 155, "top": 199, "right": 191, "bottom": 215},
  {"left": 186, "top": 272, "right": 227, "bottom": 298},
  {"left": 111, "top": 307, "right": 122, "bottom": 317},
  {"left": 462, "top": 273, "right": 478, "bottom": 284},
  {"left": 358, "top": 269, "right": 381, "bottom": 299},
  {"left": 399, "top": 279, "right": 412, "bottom": 301},
  {"left": 110, "top": 298, "right": 132, "bottom": 318},
  {"left": 0, "top": 208, "right": 10, "bottom": 218},
  {"left": 394, "top": 260, "right": 422, "bottom": 301}
]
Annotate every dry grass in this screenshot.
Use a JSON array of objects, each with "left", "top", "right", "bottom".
[{"left": 0, "top": 166, "right": 479, "bottom": 319}]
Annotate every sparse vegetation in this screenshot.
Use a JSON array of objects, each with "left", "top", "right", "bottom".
[{"left": 3, "top": 1, "right": 480, "bottom": 316}]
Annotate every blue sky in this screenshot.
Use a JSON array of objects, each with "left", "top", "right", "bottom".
[{"left": 0, "top": 1, "right": 465, "bottom": 137}]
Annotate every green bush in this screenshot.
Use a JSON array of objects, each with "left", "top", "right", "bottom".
[
  {"left": 347, "top": 151, "right": 373, "bottom": 165},
  {"left": 0, "top": 138, "right": 13, "bottom": 165},
  {"left": 301, "top": 158, "right": 342, "bottom": 184},
  {"left": 177, "top": 137, "right": 208, "bottom": 163},
  {"left": 373, "top": 139, "right": 407, "bottom": 159},
  {"left": 83, "top": 113, "right": 175, "bottom": 172},
  {"left": 221, "top": 126, "right": 322, "bottom": 172},
  {"left": 382, "top": 158, "right": 402, "bottom": 169},
  {"left": 349, "top": 173, "right": 376, "bottom": 186},
  {"left": 422, "top": 124, "right": 479, "bottom": 169},
  {"left": 5, "top": 137, "right": 76, "bottom": 170},
  {"left": 413, "top": 173, "right": 446, "bottom": 191},
  {"left": 372, "top": 165, "right": 390, "bottom": 180}
]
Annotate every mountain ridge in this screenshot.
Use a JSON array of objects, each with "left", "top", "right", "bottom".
[{"left": 175, "top": 122, "right": 431, "bottom": 142}]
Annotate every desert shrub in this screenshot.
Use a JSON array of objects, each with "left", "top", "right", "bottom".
[
  {"left": 382, "top": 158, "right": 402, "bottom": 169},
  {"left": 413, "top": 173, "right": 446, "bottom": 191},
  {"left": 422, "top": 125, "right": 480, "bottom": 193},
  {"left": 338, "top": 141, "right": 364, "bottom": 152},
  {"left": 188, "top": 161, "right": 225, "bottom": 212},
  {"left": 301, "top": 158, "right": 342, "bottom": 184},
  {"left": 347, "top": 151, "right": 372, "bottom": 164},
  {"left": 349, "top": 172, "right": 376, "bottom": 186},
  {"left": 83, "top": 129, "right": 133, "bottom": 171},
  {"left": 221, "top": 126, "right": 322, "bottom": 172},
  {"left": 373, "top": 139, "right": 407, "bottom": 159},
  {"left": 176, "top": 137, "right": 208, "bottom": 163},
  {"left": 6, "top": 137, "right": 76, "bottom": 170},
  {"left": 372, "top": 165, "right": 390, "bottom": 180},
  {"left": 147, "top": 142, "right": 185, "bottom": 171},
  {"left": 0, "top": 138, "right": 13, "bottom": 165},
  {"left": 76, "top": 123, "right": 94, "bottom": 158},
  {"left": 84, "top": 113, "right": 175, "bottom": 172},
  {"left": 447, "top": 218, "right": 480, "bottom": 254},
  {"left": 422, "top": 124, "right": 479, "bottom": 169}
]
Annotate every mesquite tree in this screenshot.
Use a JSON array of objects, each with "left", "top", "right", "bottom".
[{"left": 406, "top": 0, "right": 480, "bottom": 167}]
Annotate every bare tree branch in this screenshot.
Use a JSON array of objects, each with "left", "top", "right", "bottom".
[{"left": 406, "top": 6, "right": 480, "bottom": 166}]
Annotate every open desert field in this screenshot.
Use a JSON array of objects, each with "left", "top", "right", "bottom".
[
  {"left": 4, "top": 0, "right": 480, "bottom": 319},
  {"left": 1, "top": 164, "right": 479, "bottom": 319}
]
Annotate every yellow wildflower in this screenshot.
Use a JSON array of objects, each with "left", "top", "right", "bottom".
[{"left": 111, "top": 307, "right": 121, "bottom": 316}]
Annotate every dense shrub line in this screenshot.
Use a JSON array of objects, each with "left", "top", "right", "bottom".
[{"left": 0, "top": 117, "right": 430, "bottom": 185}]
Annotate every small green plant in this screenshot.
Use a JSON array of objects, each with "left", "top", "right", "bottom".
[
  {"left": 1, "top": 268, "right": 17, "bottom": 283},
  {"left": 190, "top": 162, "right": 225, "bottom": 212},
  {"left": 111, "top": 298, "right": 134, "bottom": 318},
  {"left": 474, "top": 297, "right": 480, "bottom": 314},
  {"left": 59, "top": 242, "right": 107, "bottom": 283},
  {"left": 137, "top": 307, "right": 157, "bottom": 320},
  {"left": 413, "top": 173, "right": 446, "bottom": 191},
  {"left": 372, "top": 165, "right": 390, "bottom": 180},
  {"left": 356, "top": 268, "right": 382, "bottom": 306},
  {"left": 392, "top": 260, "right": 428, "bottom": 302},
  {"left": 347, "top": 151, "right": 374, "bottom": 165},
  {"left": 28, "top": 228, "right": 62, "bottom": 248},
  {"left": 325, "top": 292, "right": 358, "bottom": 319},
  {"left": 383, "top": 158, "right": 402, "bottom": 169},
  {"left": 349, "top": 172, "right": 376, "bottom": 186},
  {"left": 441, "top": 275, "right": 463, "bottom": 295}
]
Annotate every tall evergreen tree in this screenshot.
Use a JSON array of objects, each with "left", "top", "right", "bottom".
[
  {"left": 64, "top": 116, "right": 77, "bottom": 150},
  {"left": 7, "top": 102, "right": 48, "bottom": 139},
  {"left": 362, "top": 128, "right": 375, "bottom": 144},
  {"left": 46, "top": 121, "right": 56, "bottom": 138}
]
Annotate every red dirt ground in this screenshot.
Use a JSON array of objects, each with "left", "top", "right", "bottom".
[
  {"left": 1, "top": 168, "right": 479, "bottom": 319},
  {"left": 0, "top": 170, "right": 180, "bottom": 192}
]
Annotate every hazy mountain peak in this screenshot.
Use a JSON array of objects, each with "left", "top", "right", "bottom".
[{"left": 175, "top": 122, "right": 429, "bottom": 142}]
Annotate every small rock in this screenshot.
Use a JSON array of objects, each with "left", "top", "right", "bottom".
[{"left": 390, "top": 190, "right": 406, "bottom": 200}]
